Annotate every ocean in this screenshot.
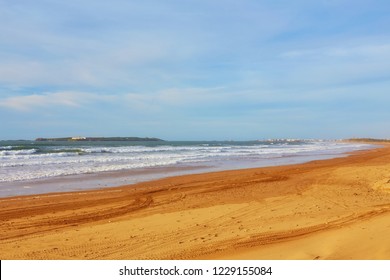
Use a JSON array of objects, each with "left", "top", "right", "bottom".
[{"left": 0, "top": 139, "right": 374, "bottom": 197}]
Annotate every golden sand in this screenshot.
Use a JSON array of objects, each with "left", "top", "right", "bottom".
[{"left": 1, "top": 145, "right": 390, "bottom": 259}]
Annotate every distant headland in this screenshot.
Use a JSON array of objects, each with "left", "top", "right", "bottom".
[
  {"left": 344, "top": 138, "right": 390, "bottom": 143},
  {"left": 35, "top": 136, "right": 164, "bottom": 142}
]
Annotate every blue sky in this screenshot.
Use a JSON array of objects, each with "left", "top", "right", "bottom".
[{"left": 1, "top": 0, "right": 390, "bottom": 140}]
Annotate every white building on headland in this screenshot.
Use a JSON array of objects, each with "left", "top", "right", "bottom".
[{"left": 71, "top": 136, "right": 87, "bottom": 140}]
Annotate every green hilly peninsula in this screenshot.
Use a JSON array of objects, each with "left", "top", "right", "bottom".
[{"left": 35, "top": 136, "right": 164, "bottom": 142}]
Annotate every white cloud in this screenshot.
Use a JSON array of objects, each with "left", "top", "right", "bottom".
[
  {"left": 0, "top": 91, "right": 112, "bottom": 112},
  {"left": 280, "top": 42, "right": 390, "bottom": 59}
]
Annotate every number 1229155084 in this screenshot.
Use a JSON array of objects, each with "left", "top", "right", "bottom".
[{"left": 212, "top": 266, "right": 272, "bottom": 276}]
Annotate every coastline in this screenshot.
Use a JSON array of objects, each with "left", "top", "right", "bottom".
[
  {"left": 0, "top": 140, "right": 375, "bottom": 198},
  {"left": 1, "top": 144, "right": 390, "bottom": 259}
]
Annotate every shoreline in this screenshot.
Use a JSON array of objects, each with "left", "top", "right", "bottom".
[
  {"left": 0, "top": 142, "right": 376, "bottom": 198},
  {"left": 1, "top": 144, "right": 390, "bottom": 259}
]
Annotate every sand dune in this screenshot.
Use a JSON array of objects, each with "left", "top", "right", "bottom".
[{"left": 1, "top": 145, "right": 390, "bottom": 259}]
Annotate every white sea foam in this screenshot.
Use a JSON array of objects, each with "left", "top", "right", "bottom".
[
  {"left": 0, "top": 146, "right": 13, "bottom": 150},
  {"left": 0, "top": 141, "right": 374, "bottom": 183},
  {"left": 0, "top": 149, "right": 37, "bottom": 156}
]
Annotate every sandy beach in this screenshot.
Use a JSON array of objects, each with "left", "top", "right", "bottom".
[{"left": 1, "top": 144, "right": 390, "bottom": 260}]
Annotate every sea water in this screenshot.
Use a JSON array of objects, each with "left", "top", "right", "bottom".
[{"left": 0, "top": 139, "right": 375, "bottom": 197}]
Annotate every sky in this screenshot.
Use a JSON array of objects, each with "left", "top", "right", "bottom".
[{"left": 1, "top": 0, "right": 390, "bottom": 140}]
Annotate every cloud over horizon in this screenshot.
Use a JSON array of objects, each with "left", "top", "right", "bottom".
[{"left": 1, "top": 0, "right": 390, "bottom": 140}]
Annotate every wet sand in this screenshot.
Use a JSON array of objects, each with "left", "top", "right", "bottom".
[{"left": 1, "top": 144, "right": 390, "bottom": 259}]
